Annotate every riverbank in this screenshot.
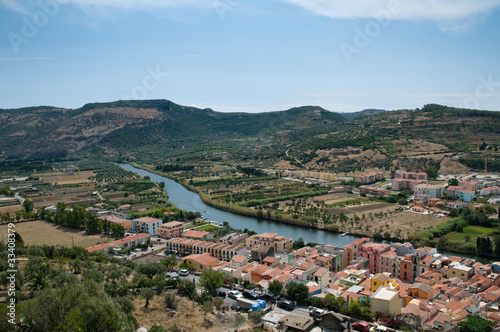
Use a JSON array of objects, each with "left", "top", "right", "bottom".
[
  {"left": 129, "top": 162, "right": 343, "bottom": 234},
  {"left": 118, "top": 163, "right": 497, "bottom": 263}
]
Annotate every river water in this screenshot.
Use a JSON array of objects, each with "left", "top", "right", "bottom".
[{"left": 117, "top": 164, "right": 495, "bottom": 264}]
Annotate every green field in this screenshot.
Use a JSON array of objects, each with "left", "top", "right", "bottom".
[
  {"left": 193, "top": 224, "right": 220, "bottom": 232},
  {"left": 445, "top": 225, "right": 497, "bottom": 241}
]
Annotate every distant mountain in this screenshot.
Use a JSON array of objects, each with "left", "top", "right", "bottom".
[
  {"left": 341, "top": 109, "right": 386, "bottom": 121},
  {"left": 0, "top": 100, "right": 344, "bottom": 159}
]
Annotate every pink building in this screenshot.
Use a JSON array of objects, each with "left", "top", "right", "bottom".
[
  {"left": 380, "top": 249, "right": 398, "bottom": 274},
  {"left": 354, "top": 171, "right": 385, "bottom": 184},
  {"left": 358, "top": 242, "right": 391, "bottom": 274},
  {"left": 459, "top": 180, "right": 478, "bottom": 192},
  {"left": 392, "top": 171, "right": 428, "bottom": 191}
]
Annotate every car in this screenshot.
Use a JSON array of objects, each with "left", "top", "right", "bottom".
[
  {"left": 242, "top": 290, "right": 259, "bottom": 300},
  {"left": 369, "top": 325, "right": 388, "bottom": 332},
  {"left": 218, "top": 289, "right": 226, "bottom": 298},
  {"left": 352, "top": 321, "right": 370, "bottom": 332},
  {"left": 277, "top": 300, "right": 295, "bottom": 311},
  {"left": 309, "top": 308, "right": 326, "bottom": 317},
  {"left": 231, "top": 304, "right": 242, "bottom": 311},
  {"left": 178, "top": 269, "right": 189, "bottom": 276},
  {"left": 259, "top": 292, "right": 275, "bottom": 301},
  {"left": 228, "top": 291, "right": 243, "bottom": 299}
]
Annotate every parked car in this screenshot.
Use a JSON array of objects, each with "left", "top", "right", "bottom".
[
  {"left": 352, "top": 321, "right": 370, "bottom": 332},
  {"left": 228, "top": 291, "right": 243, "bottom": 299},
  {"left": 218, "top": 289, "right": 226, "bottom": 298},
  {"left": 242, "top": 290, "right": 259, "bottom": 300},
  {"left": 369, "top": 325, "right": 388, "bottom": 332},
  {"left": 259, "top": 292, "right": 275, "bottom": 301},
  {"left": 231, "top": 303, "right": 242, "bottom": 311},
  {"left": 309, "top": 308, "right": 326, "bottom": 317},
  {"left": 178, "top": 269, "right": 189, "bottom": 277},
  {"left": 277, "top": 300, "right": 295, "bottom": 311}
]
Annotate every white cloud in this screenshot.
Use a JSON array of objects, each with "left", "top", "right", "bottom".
[
  {"left": 283, "top": 0, "right": 500, "bottom": 22},
  {"left": 0, "top": 0, "right": 28, "bottom": 14}
]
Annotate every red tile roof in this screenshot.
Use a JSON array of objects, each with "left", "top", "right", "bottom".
[{"left": 86, "top": 243, "right": 111, "bottom": 252}]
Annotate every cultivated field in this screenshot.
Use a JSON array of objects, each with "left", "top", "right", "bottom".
[
  {"left": 0, "top": 220, "right": 115, "bottom": 248},
  {"left": 0, "top": 204, "right": 23, "bottom": 214},
  {"left": 40, "top": 171, "right": 96, "bottom": 184},
  {"left": 31, "top": 194, "right": 95, "bottom": 207},
  {"left": 342, "top": 209, "right": 448, "bottom": 239}
]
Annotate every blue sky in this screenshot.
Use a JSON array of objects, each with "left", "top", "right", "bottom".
[{"left": 1, "top": 0, "right": 500, "bottom": 113}]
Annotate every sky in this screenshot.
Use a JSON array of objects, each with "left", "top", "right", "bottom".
[{"left": 1, "top": 0, "right": 500, "bottom": 113}]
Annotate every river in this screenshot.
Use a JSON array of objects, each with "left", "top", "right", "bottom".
[{"left": 117, "top": 164, "right": 496, "bottom": 264}]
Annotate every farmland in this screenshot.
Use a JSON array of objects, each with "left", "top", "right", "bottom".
[{"left": 0, "top": 220, "right": 115, "bottom": 248}]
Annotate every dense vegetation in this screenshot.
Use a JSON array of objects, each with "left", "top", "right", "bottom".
[{"left": 408, "top": 208, "right": 500, "bottom": 257}]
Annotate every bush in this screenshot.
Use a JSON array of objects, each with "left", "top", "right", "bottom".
[{"left": 164, "top": 293, "right": 178, "bottom": 310}]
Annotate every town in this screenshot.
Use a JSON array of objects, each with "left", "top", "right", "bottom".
[{"left": 81, "top": 166, "right": 500, "bottom": 332}]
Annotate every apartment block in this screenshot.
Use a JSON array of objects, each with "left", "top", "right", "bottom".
[
  {"left": 354, "top": 171, "right": 385, "bottom": 184},
  {"left": 132, "top": 217, "right": 163, "bottom": 236},
  {"left": 459, "top": 180, "right": 478, "bottom": 192},
  {"left": 158, "top": 221, "right": 184, "bottom": 239},
  {"left": 246, "top": 232, "right": 293, "bottom": 253},
  {"left": 112, "top": 233, "right": 150, "bottom": 249},
  {"left": 358, "top": 185, "right": 389, "bottom": 196},
  {"left": 358, "top": 242, "right": 391, "bottom": 274},
  {"left": 414, "top": 184, "right": 444, "bottom": 199},
  {"left": 99, "top": 215, "right": 133, "bottom": 230},
  {"left": 165, "top": 237, "right": 245, "bottom": 261},
  {"left": 392, "top": 171, "right": 428, "bottom": 191}
]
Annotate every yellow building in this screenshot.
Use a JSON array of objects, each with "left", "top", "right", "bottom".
[
  {"left": 370, "top": 272, "right": 398, "bottom": 293},
  {"left": 182, "top": 253, "right": 220, "bottom": 273}
]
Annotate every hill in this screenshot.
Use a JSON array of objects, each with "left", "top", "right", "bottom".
[
  {"left": 0, "top": 100, "right": 344, "bottom": 160},
  {"left": 0, "top": 101, "right": 498, "bottom": 173}
]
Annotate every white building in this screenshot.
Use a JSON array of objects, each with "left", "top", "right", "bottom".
[{"left": 133, "top": 217, "right": 163, "bottom": 236}]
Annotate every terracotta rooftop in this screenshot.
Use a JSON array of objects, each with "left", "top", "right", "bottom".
[
  {"left": 231, "top": 255, "right": 246, "bottom": 263},
  {"left": 86, "top": 243, "right": 111, "bottom": 252},
  {"left": 113, "top": 233, "right": 149, "bottom": 245},
  {"left": 184, "top": 229, "right": 210, "bottom": 239},
  {"left": 134, "top": 216, "right": 162, "bottom": 224}
]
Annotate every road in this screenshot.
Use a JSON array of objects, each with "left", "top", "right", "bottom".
[{"left": 286, "top": 148, "right": 308, "bottom": 170}]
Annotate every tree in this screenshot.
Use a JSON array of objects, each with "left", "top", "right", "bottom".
[
  {"left": 141, "top": 287, "right": 155, "bottom": 308},
  {"left": 136, "top": 262, "right": 166, "bottom": 279},
  {"left": 248, "top": 309, "right": 264, "bottom": 324},
  {"left": 161, "top": 255, "right": 178, "bottom": 272},
  {"left": 199, "top": 269, "right": 223, "bottom": 298},
  {"left": 323, "top": 293, "right": 345, "bottom": 312},
  {"left": 213, "top": 296, "right": 224, "bottom": 311},
  {"left": 164, "top": 293, "right": 177, "bottom": 310},
  {"left": 448, "top": 178, "right": 459, "bottom": 186},
  {"left": 495, "top": 236, "right": 500, "bottom": 258},
  {"left": 177, "top": 280, "right": 197, "bottom": 299},
  {"left": 201, "top": 301, "right": 213, "bottom": 320},
  {"left": 149, "top": 326, "right": 167, "bottom": 332},
  {"left": 285, "top": 282, "right": 309, "bottom": 305},
  {"left": 23, "top": 199, "right": 34, "bottom": 213},
  {"left": 268, "top": 280, "right": 283, "bottom": 297},
  {"left": 26, "top": 281, "right": 136, "bottom": 332},
  {"left": 292, "top": 237, "right": 305, "bottom": 250},
  {"left": 425, "top": 166, "right": 439, "bottom": 179},
  {"left": 458, "top": 315, "right": 494, "bottom": 332},
  {"left": 106, "top": 264, "right": 122, "bottom": 283},
  {"left": 233, "top": 313, "right": 246, "bottom": 330}
]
